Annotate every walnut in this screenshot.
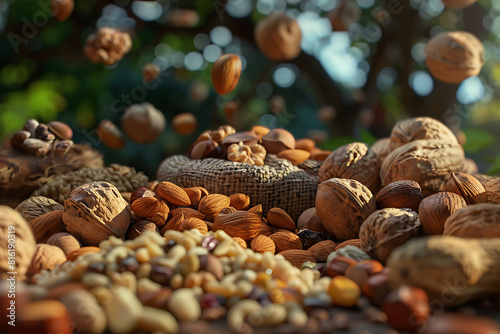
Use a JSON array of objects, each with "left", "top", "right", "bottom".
[
  {"left": 318, "top": 142, "right": 381, "bottom": 195},
  {"left": 15, "top": 196, "right": 63, "bottom": 223},
  {"left": 0, "top": 206, "right": 37, "bottom": 280},
  {"left": 227, "top": 142, "right": 266, "bottom": 166},
  {"left": 359, "top": 208, "right": 421, "bottom": 263},
  {"left": 62, "top": 181, "right": 132, "bottom": 246},
  {"left": 26, "top": 244, "right": 67, "bottom": 277},
  {"left": 196, "top": 125, "right": 236, "bottom": 144},
  {"left": 84, "top": 28, "right": 132, "bottom": 66}
]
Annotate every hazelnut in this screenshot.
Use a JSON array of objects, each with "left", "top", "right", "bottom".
[
  {"left": 189, "top": 140, "right": 222, "bottom": 159},
  {"left": 127, "top": 220, "right": 158, "bottom": 240},
  {"left": 48, "top": 121, "right": 73, "bottom": 140},
  {"left": 261, "top": 128, "right": 295, "bottom": 154},
  {"left": 130, "top": 187, "right": 155, "bottom": 204},
  {"left": 297, "top": 207, "right": 328, "bottom": 234},
  {"left": 375, "top": 180, "right": 423, "bottom": 212},
  {"left": 96, "top": 119, "right": 125, "bottom": 149},
  {"left": 326, "top": 256, "right": 358, "bottom": 277},
  {"left": 26, "top": 244, "right": 67, "bottom": 277},
  {"left": 328, "top": 0, "right": 361, "bottom": 32},
  {"left": 171, "top": 112, "right": 198, "bottom": 135},
  {"left": 382, "top": 285, "right": 430, "bottom": 333},
  {"left": 122, "top": 102, "right": 166, "bottom": 144},
  {"left": 418, "top": 192, "right": 466, "bottom": 235}
]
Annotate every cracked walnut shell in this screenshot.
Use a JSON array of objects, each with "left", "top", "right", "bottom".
[{"left": 62, "top": 181, "right": 132, "bottom": 246}]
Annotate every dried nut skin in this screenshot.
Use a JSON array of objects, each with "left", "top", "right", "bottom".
[
  {"left": 59, "top": 289, "right": 107, "bottom": 334},
  {"left": 229, "top": 193, "right": 250, "bottom": 210},
  {"left": 15, "top": 196, "right": 64, "bottom": 223},
  {"left": 267, "top": 207, "right": 296, "bottom": 231},
  {"left": 442, "top": 172, "right": 487, "bottom": 204},
  {"left": 380, "top": 139, "right": 465, "bottom": 196},
  {"left": 211, "top": 54, "right": 242, "bottom": 95},
  {"left": 62, "top": 181, "right": 132, "bottom": 246},
  {"left": 0, "top": 206, "right": 36, "bottom": 280},
  {"left": 419, "top": 192, "right": 466, "bottom": 235},
  {"left": 251, "top": 235, "right": 276, "bottom": 253},
  {"left": 213, "top": 211, "right": 261, "bottom": 241},
  {"left": 121, "top": 102, "right": 165, "bottom": 144},
  {"left": 29, "top": 210, "right": 65, "bottom": 243},
  {"left": 254, "top": 12, "right": 302, "bottom": 61},
  {"left": 277, "top": 249, "right": 315, "bottom": 268},
  {"left": 386, "top": 236, "right": 500, "bottom": 305},
  {"left": 316, "top": 178, "right": 376, "bottom": 240},
  {"left": 46, "top": 232, "right": 82, "bottom": 255},
  {"left": 424, "top": 31, "right": 484, "bottom": 84},
  {"left": 261, "top": 128, "right": 296, "bottom": 155},
  {"left": 318, "top": 142, "right": 381, "bottom": 195},
  {"left": 269, "top": 230, "right": 302, "bottom": 252},
  {"left": 155, "top": 181, "right": 191, "bottom": 206},
  {"left": 375, "top": 180, "right": 423, "bottom": 212},
  {"left": 359, "top": 208, "right": 421, "bottom": 263},
  {"left": 26, "top": 244, "right": 67, "bottom": 277},
  {"left": 198, "top": 194, "right": 231, "bottom": 221},
  {"left": 443, "top": 203, "right": 500, "bottom": 238},
  {"left": 389, "top": 117, "right": 458, "bottom": 151}
]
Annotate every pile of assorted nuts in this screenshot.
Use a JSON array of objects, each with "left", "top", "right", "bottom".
[{"left": 1, "top": 116, "right": 500, "bottom": 333}]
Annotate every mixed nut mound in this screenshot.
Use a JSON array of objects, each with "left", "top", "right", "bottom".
[{"left": 0, "top": 116, "right": 500, "bottom": 334}]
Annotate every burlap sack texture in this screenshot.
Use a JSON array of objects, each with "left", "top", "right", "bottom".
[{"left": 157, "top": 155, "right": 322, "bottom": 221}]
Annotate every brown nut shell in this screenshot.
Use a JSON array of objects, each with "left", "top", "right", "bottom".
[
  {"left": 443, "top": 203, "right": 500, "bottom": 238},
  {"left": 375, "top": 180, "right": 423, "bottom": 212},
  {"left": 419, "top": 192, "right": 466, "bottom": 235}
]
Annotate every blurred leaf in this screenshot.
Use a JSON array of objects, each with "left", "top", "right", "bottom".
[
  {"left": 360, "top": 129, "right": 377, "bottom": 146},
  {"left": 487, "top": 156, "right": 500, "bottom": 175},
  {"left": 319, "top": 136, "right": 356, "bottom": 151},
  {"left": 463, "top": 129, "right": 495, "bottom": 153}
]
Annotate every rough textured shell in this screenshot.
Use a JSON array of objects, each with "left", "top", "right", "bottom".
[
  {"left": 443, "top": 203, "right": 500, "bottom": 238},
  {"left": 0, "top": 206, "right": 36, "bottom": 280},
  {"left": 386, "top": 236, "right": 500, "bottom": 305},
  {"left": 251, "top": 235, "right": 276, "bottom": 253},
  {"left": 267, "top": 207, "right": 296, "bottom": 231},
  {"left": 315, "top": 178, "right": 376, "bottom": 240},
  {"left": 375, "top": 180, "right": 423, "bottom": 212},
  {"left": 389, "top": 117, "right": 458, "bottom": 151},
  {"left": 419, "top": 192, "right": 466, "bottom": 235},
  {"left": 213, "top": 211, "right": 261, "bottom": 241},
  {"left": 319, "top": 142, "right": 381, "bottom": 195},
  {"left": 198, "top": 194, "right": 231, "bottom": 221},
  {"left": 380, "top": 139, "right": 465, "bottom": 196},
  {"left": 15, "top": 196, "right": 64, "bottom": 222},
  {"left": 30, "top": 210, "right": 65, "bottom": 243},
  {"left": 369, "top": 137, "right": 391, "bottom": 163},
  {"left": 442, "top": 173, "right": 486, "bottom": 204},
  {"left": 359, "top": 208, "right": 421, "bottom": 263},
  {"left": 26, "top": 244, "right": 67, "bottom": 277},
  {"left": 62, "top": 181, "right": 132, "bottom": 246}
]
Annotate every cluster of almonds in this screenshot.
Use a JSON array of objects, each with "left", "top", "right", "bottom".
[
  {"left": 84, "top": 27, "right": 132, "bottom": 66},
  {"left": 188, "top": 124, "right": 331, "bottom": 166},
  {"left": 10, "top": 119, "right": 73, "bottom": 158}
]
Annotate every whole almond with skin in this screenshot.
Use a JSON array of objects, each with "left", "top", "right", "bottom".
[
  {"left": 277, "top": 149, "right": 311, "bottom": 165},
  {"left": 380, "top": 139, "right": 465, "bottom": 196},
  {"left": 171, "top": 207, "right": 204, "bottom": 220},
  {"left": 182, "top": 187, "right": 203, "bottom": 209},
  {"left": 269, "top": 230, "right": 302, "bottom": 252},
  {"left": 267, "top": 207, "right": 296, "bottom": 231},
  {"left": 443, "top": 203, "right": 500, "bottom": 238},
  {"left": 181, "top": 217, "right": 208, "bottom": 234},
  {"left": 229, "top": 193, "right": 250, "bottom": 210},
  {"left": 251, "top": 125, "right": 270, "bottom": 138},
  {"left": 297, "top": 207, "right": 328, "bottom": 234},
  {"left": 155, "top": 181, "right": 191, "bottom": 206},
  {"left": 308, "top": 240, "right": 337, "bottom": 262},
  {"left": 442, "top": 172, "right": 486, "bottom": 204},
  {"left": 419, "top": 192, "right": 466, "bottom": 235},
  {"left": 295, "top": 138, "right": 315, "bottom": 152},
  {"left": 251, "top": 235, "right": 276, "bottom": 253},
  {"left": 30, "top": 210, "right": 65, "bottom": 243},
  {"left": 127, "top": 220, "right": 158, "bottom": 239},
  {"left": 161, "top": 214, "right": 184, "bottom": 235},
  {"left": 219, "top": 207, "right": 237, "bottom": 215},
  {"left": 211, "top": 54, "right": 241, "bottom": 95},
  {"left": 277, "top": 249, "right": 315, "bottom": 268},
  {"left": 96, "top": 119, "right": 125, "bottom": 150},
  {"left": 213, "top": 211, "right": 262, "bottom": 241},
  {"left": 375, "top": 180, "right": 423, "bottom": 212},
  {"left": 171, "top": 112, "right": 197, "bottom": 136},
  {"left": 261, "top": 128, "right": 295, "bottom": 155},
  {"left": 258, "top": 223, "right": 272, "bottom": 236},
  {"left": 66, "top": 246, "right": 100, "bottom": 261},
  {"left": 335, "top": 239, "right": 362, "bottom": 251},
  {"left": 310, "top": 149, "right": 331, "bottom": 161},
  {"left": 248, "top": 204, "right": 263, "bottom": 217},
  {"left": 131, "top": 196, "right": 170, "bottom": 225},
  {"left": 51, "top": 0, "right": 74, "bottom": 22},
  {"left": 316, "top": 178, "right": 376, "bottom": 240},
  {"left": 198, "top": 194, "right": 231, "bottom": 221}
]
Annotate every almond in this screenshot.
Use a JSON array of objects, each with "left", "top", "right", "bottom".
[
  {"left": 295, "top": 138, "right": 316, "bottom": 152},
  {"left": 30, "top": 210, "right": 65, "bottom": 243},
  {"left": 229, "top": 193, "right": 250, "bottom": 210},
  {"left": 251, "top": 235, "right": 276, "bottom": 254},
  {"left": 269, "top": 230, "right": 302, "bottom": 252},
  {"left": 66, "top": 246, "right": 101, "bottom": 261},
  {"left": 51, "top": 0, "right": 74, "bottom": 22},
  {"left": 248, "top": 204, "right": 263, "bottom": 217},
  {"left": 181, "top": 217, "right": 208, "bottom": 234},
  {"left": 233, "top": 237, "right": 247, "bottom": 249},
  {"left": 211, "top": 54, "right": 241, "bottom": 95},
  {"left": 183, "top": 187, "right": 203, "bottom": 208},
  {"left": 310, "top": 149, "right": 331, "bottom": 161},
  {"left": 219, "top": 207, "right": 237, "bottom": 215},
  {"left": 258, "top": 223, "right": 273, "bottom": 236},
  {"left": 131, "top": 196, "right": 170, "bottom": 225},
  {"left": 277, "top": 149, "right": 311, "bottom": 165},
  {"left": 335, "top": 239, "right": 362, "bottom": 251},
  {"left": 308, "top": 240, "right": 337, "bottom": 262},
  {"left": 198, "top": 194, "right": 231, "bottom": 221},
  {"left": 160, "top": 214, "right": 184, "bottom": 235},
  {"left": 277, "top": 249, "right": 316, "bottom": 268},
  {"left": 267, "top": 207, "right": 296, "bottom": 231},
  {"left": 213, "top": 211, "right": 261, "bottom": 241},
  {"left": 171, "top": 207, "right": 205, "bottom": 220},
  {"left": 155, "top": 181, "right": 191, "bottom": 206}
]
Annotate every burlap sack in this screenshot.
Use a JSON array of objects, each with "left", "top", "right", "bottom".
[{"left": 156, "top": 155, "right": 321, "bottom": 220}]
